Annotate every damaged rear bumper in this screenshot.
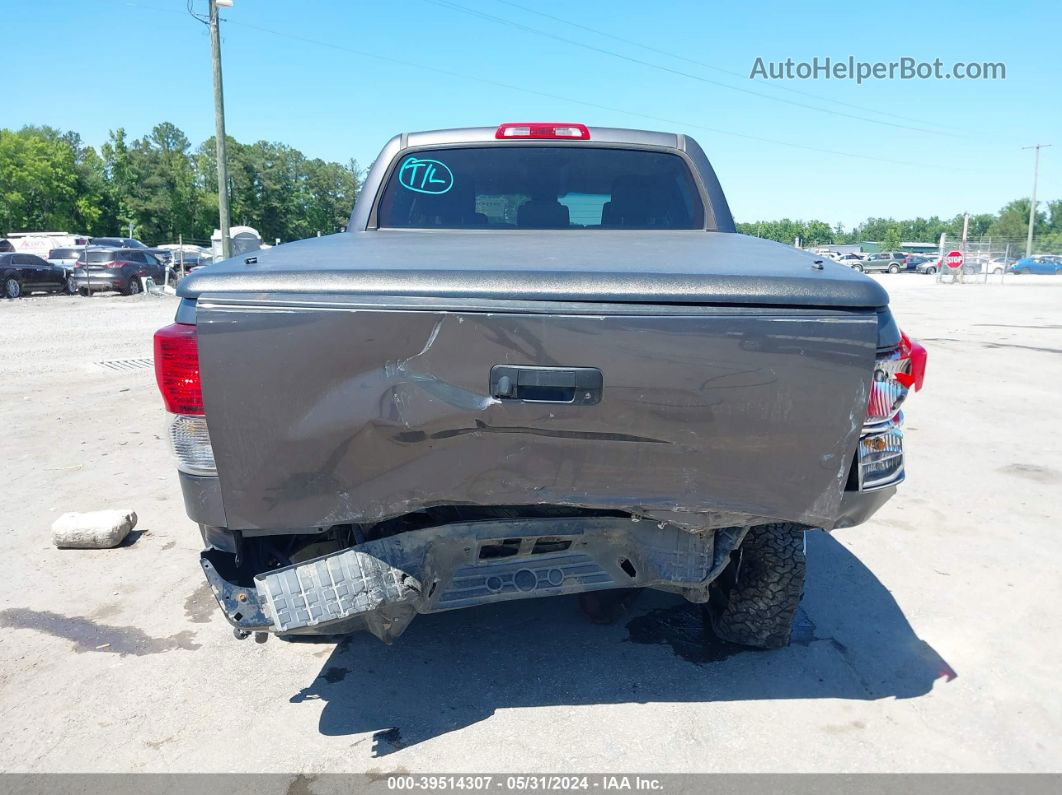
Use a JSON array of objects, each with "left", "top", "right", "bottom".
[{"left": 200, "top": 516, "right": 755, "bottom": 643}]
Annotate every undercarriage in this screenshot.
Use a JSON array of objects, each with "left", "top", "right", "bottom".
[{"left": 198, "top": 507, "right": 769, "bottom": 644}]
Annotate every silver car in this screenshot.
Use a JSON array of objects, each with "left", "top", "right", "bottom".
[{"left": 46, "top": 246, "right": 84, "bottom": 293}]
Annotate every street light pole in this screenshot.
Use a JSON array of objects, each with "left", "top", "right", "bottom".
[
  {"left": 1021, "top": 143, "right": 1052, "bottom": 259},
  {"left": 210, "top": 0, "right": 232, "bottom": 260}
]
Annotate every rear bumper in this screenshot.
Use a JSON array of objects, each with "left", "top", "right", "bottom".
[
  {"left": 834, "top": 486, "right": 896, "bottom": 528},
  {"left": 199, "top": 517, "right": 752, "bottom": 642},
  {"left": 179, "top": 471, "right": 227, "bottom": 527},
  {"left": 74, "top": 274, "right": 127, "bottom": 290}
]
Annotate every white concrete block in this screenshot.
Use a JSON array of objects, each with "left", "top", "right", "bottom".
[{"left": 52, "top": 510, "right": 137, "bottom": 549}]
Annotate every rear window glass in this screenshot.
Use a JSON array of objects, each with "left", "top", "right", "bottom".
[
  {"left": 50, "top": 248, "right": 81, "bottom": 258},
  {"left": 84, "top": 250, "right": 116, "bottom": 263},
  {"left": 377, "top": 146, "right": 705, "bottom": 230}
]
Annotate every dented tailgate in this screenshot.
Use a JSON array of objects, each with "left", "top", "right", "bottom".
[{"left": 195, "top": 295, "right": 878, "bottom": 531}]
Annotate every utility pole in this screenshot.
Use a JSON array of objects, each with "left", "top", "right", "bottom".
[
  {"left": 1021, "top": 144, "right": 1052, "bottom": 258},
  {"left": 210, "top": 0, "right": 232, "bottom": 259}
]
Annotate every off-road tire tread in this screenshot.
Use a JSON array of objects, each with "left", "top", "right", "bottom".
[{"left": 709, "top": 522, "right": 805, "bottom": 649}]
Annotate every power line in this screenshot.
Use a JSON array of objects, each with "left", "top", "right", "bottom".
[
  {"left": 422, "top": 0, "right": 960, "bottom": 138},
  {"left": 117, "top": 0, "right": 989, "bottom": 172},
  {"left": 487, "top": 0, "right": 926, "bottom": 124},
  {"left": 220, "top": 17, "right": 984, "bottom": 172}
]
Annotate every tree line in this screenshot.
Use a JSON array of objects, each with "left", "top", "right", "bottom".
[
  {"left": 737, "top": 199, "right": 1062, "bottom": 253},
  {"left": 0, "top": 123, "right": 361, "bottom": 245},
  {"left": 3, "top": 121, "right": 1059, "bottom": 253}
]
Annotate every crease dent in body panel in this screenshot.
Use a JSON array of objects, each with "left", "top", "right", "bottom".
[
  {"left": 393, "top": 315, "right": 501, "bottom": 412},
  {"left": 290, "top": 314, "right": 500, "bottom": 440},
  {"left": 807, "top": 386, "right": 870, "bottom": 525}
]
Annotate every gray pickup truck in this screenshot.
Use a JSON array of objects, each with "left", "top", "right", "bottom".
[{"left": 155, "top": 123, "right": 926, "bottom": 650}]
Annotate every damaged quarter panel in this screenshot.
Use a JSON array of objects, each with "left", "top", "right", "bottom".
[{"left": 195, "top": 296, "right": 877, "bottom": 531}]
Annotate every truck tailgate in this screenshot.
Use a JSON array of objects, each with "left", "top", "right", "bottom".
[{"left": 195, "top": 295, "right": 877, "bottom": 530}]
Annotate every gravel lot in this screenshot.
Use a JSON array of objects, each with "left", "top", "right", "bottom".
[{"left": 0, "top": 278, "right": 1060, "bottom": 774}]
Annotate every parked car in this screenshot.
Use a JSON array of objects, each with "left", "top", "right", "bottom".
[
  {"left": 173, "top": 252, "right": 211, "bottom": 273},
  {"left": 917, "top": 256, "right": 944, "bottom": 274},
  {"left": 89, "top": 236, "right": 177, "bottom": 271},
  {"left": 73, "top": 247, "right": 166, "bottom": 295},
  {"left": 985, "top": 258, "right": 1015, "bottom": 274},
  {"left": 1, "top": 252, "right": 71, "bottom": 298},
  {"left": 47, "top": 246, "right": 85, "bottom": 290},
  {"left": 833, "top": 252, "right": 866, "bottom": 264},
  {"left": 157, "top": 122, "right": 927, "bottom": 651},
  {"left": 960, "top": 255, "right": 991, "bottom": 275},
  {"left": 88, "top": 236, "right": 147, "bottom": 249},
  {"left": 903, "top": 255, "right": 931, "bottom": 272},
  {"left": 853, "top": 251, "right": 907, "bottom": 273},
  {"left": 1010, "top": 255, "right": 1062, "bottom": 275}
]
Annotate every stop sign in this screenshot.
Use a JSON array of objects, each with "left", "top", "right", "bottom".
[{"left": 945, "top": 250, "right": 964, "bottom": 269}]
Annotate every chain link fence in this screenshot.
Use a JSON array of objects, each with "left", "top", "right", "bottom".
[{"left": 931, "top": 235, "right": 1060, "bottom": 284}]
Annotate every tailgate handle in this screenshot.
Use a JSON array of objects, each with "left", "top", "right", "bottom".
[{"left": 490, "top": 365, "right": 602, "bottom": 405}]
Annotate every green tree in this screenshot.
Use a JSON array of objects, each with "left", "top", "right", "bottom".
[
  {"left": 0, "top": 127, "right": 80, "bottom": 232},
  {"left": 988, "top": 199, "right": 1045, "bottom": 242},
  {"left": 881, "top": 225, "right": 902, "bottom": 251},
  {"left": 101, "top": 128, "right": 138, "bottom": 235},
  {"left": 1043, "top": 200, "right": 1062, "bottom": 235},
  {"left": 121, "top": 123, "right": 201, "bottom": 242},
  {"left": 802, "top": 220, "right": 834, "bottom": 245}
]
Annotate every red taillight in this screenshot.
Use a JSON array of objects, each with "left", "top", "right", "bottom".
[
  {"left": 154, "top": 323, "right": 203, "bottom": 415},
  {"left": 107, "top": 260, "right": 126, "bottom": 269},
  {"left": 866, "top": 330, "right": 927, "bottom": 422},
  {"left": 896, "top": 331, "right": 927, "bottom": 391},
  {"left": 495, "top": 122, "right": 590, "bottom": 140}
]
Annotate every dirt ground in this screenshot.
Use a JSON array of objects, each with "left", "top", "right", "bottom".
[{"left": 0, "top": 276, "right": 1059, "bottom": 773}]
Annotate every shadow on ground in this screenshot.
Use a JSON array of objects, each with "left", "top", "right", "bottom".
[{"left": 289, "top": 532, "right": 955, "bottom": 755}]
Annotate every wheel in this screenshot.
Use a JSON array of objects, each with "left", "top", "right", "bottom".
[
  {"left": 993, "top": 268, "right": 1003, "bottom": 275},
  {"left": 852, "top": 264, "right": 864, "bottom": 273},
  {"left": 926, "top": 266, "right": 937, "bottom": 275},
  {"left": 4, "top": 277, "right": 21, "bottom": 299},
  {"left": 63, "top": 276, "right": 77, "bottom": 294},
  {"left": 124, "top": 276, "right": 142, "bottom": 296},
  {"left": 78, "top": 287, "right": 91, "bottom": 297},
  {"left": 888, "top": 264, "right": 900, "bottom": 273},
  {"left": 705, "top": 523, "right": 806, "bottom": 649}
]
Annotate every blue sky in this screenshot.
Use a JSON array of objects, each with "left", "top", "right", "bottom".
[{"left": 6, "top": 0, "right": 1060, "bottom": 228}]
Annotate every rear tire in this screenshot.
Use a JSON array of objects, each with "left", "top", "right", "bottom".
[
  {"left": 124, "top": 276, "right": 142, "bottom": 296},
  {"left": 64, "top": 276, "right": 77, "bottom": 294},
  {"left": 852, "top": 264, "right": 864, "bottom": 273},
  {"left": 706, "top": 523, "right": 806, "bottom": 649},
  {"left": 4, "top": 277, "right": 21, "bottom": 299},
  {"left": 78, "top": 287, "right": 91, "bottom": 297},
  {"left": 888, "top": 264, "right": 900, "bottom": 273},
  {"left": 926, "top": 266, "right": 937, "bottom": 275}
]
